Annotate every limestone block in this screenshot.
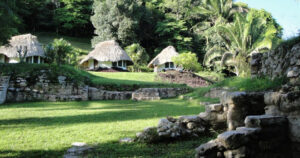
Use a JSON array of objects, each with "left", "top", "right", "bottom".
[
  {"left": 287, "top": 115, "right": 300, "bottom": 142},
  {"left": 244, "top": 115, "right": 287, "bottom": 128},
  {"left": 206, "top": 104, "right": 223, "bottom": 112},
  {"left": 264, "top": 92, "right": 282, "bottom": 106},
  {"left": 217, "top": 131, "right": 249, "bottom": 149},
  {"left": 223, "top": 146, "right": 246, "bottom": 158},
  {"left": 195, "top": 140, "right": 223, "bottom": 157}
]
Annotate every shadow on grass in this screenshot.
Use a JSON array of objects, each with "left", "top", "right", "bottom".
[
  {"left": 0, "top": 136, "right": 213, "bottom": 158},
  {"left": 0, "top": 99, "right": 205, "bottom": 127}
]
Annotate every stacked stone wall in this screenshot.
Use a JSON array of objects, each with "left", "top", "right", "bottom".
[
  {"left": 251, "top": 43, "right": 300, "bottom": 84},
  {"left": 1, "top": 73, "right": 189, "bottom": 104}
]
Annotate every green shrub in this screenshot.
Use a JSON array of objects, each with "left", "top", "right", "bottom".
[{"left": 214, "top": 77, "right": 287, "bottom": 92}]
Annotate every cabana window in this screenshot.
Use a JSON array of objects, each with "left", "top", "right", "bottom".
[
  {"left": 118, "top": 61, "right": 123, "bottom": 67},
  {"left": 26, "top": 56, "right": 42, "bottom": 64},
  {"left": 165, "top": 62, "right": 175, "bottom": 69},
  {"left": 112, "top": 62, "right": 117, "bottom": 67}
]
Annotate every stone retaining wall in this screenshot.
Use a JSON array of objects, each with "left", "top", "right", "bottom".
[
  {"left": 132, "top": 88, "right": 190, "bottom": 101},
  {"left": 1, "top": 74, "right": 189, "bottom": 104},
  {"left": 251, "top": 43, "right": 300, "bottom": 84}
]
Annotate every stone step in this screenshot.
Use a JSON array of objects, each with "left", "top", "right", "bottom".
[{"left": 245, "top": 115, "right": 287, "bottom": 128}]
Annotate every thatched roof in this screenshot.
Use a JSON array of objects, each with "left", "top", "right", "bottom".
[
  {"left": 0, "top": 34, "right": 45, "bottom": 58},
  {"left": 80, "top": 40, "right": 132, "bottom": 64},
  {"left": 148, "top": 46, "right": 179, "bottom": 68}
]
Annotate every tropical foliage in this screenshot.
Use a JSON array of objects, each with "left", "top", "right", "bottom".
[
  {"left": 0, "top": 0, "right": 284, "bottom": 76},
  {"left": 125, "top": 43, "right": 149, "bottom": 72},
  {"left": 45, "top": 38, "right": 78, "bottom": 66},
  {"left": 204, "top": 10, "right": 282, "bottom": 76},
  {"left": 172, "top": 52, "right": 202, "bottom": 72}
]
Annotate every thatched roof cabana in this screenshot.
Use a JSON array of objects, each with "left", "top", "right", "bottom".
[
  {"left": 0, "top": 34, "right": 45, "bottom": 58},
  {"left": 80, "top": 40, "right": 132, "bottom": 64},
  {"left": 148, "top": 46, "right": 179, "bottom": 68}
]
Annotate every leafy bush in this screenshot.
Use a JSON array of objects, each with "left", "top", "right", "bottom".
[
  {"left": 125, "top": 43, "right": 149, "bottom": 72},
  {"left": 45, "top": 38, "right": 79, "bottom": 66},
  {"left": 172, "top": 52, "right": 202, "bottom": 72}
]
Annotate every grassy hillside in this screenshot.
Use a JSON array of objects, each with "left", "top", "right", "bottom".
[{"left": 35, "top": 32, "right": 92, "bottom": 52}]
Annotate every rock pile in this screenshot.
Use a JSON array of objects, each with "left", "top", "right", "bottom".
[
  {"left": 136, "top": 116, "right": 209, "bottom": 143},
  {"left": 157, "top": 71, "right": 212, "bottom": 88},
  {"left": 135, "top": 91, "right": 268, "bottom": 143},
  {"left": 195, "top": 115, "right": 290, "bottom": 158}
]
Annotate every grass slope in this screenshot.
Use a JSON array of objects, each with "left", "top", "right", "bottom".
[
  {"left": 89, "top": 72, "right": 186, "bottom": 90},
  {"left": 0, "top": 64, "right": 186, "bottom": 91},
  {"left": 35, "top": 32, "right": 92, "bottom": 52},
  {"left": 0, "top": 99, "right": 213, "bottom": 158}
]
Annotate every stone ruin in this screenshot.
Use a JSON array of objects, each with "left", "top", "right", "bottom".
[
  {"left": 136, "top": 115, "right": 209, "bottom": 143},
  {"left": 135, "top": 43, "right": 300, "bottom": 158},
  {"left": 195, "top": 43, "right": 300, "bottom": 158},
  {"left": 251, "top": 43, "right": 300, "bottom": 83},
  {"left": 0, "top": 71, "right": 189, "bottom": 104}
]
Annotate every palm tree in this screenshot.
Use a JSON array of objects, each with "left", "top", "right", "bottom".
[
  {"left": 204, "top": 12, "right": 278, "bottom": 76},
  {"left": 190, "top": 0, "right": 248, "bottom": 72},
  {"left": 191, "top": 0, "right": 247, "bottom": 34}
]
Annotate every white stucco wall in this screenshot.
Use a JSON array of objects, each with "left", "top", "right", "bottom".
[
  {"left": 98, "top": 61, "right": 112, "bottom": 68},
  {"left": 86, "top": 60, "right": 128, "bottom": 70},
  {"left": 154, "top": 64, "right": 166, "bottom": 72},
  {"left": 9, "top": 57, "right": 20, "bottom": 63},
  {"left": 154, "top": 62, "right": 179, "bottom": 72},
  {"left": 88, "top": 59, "right": 94, "bottom": 70},
  {"left": 0, "top": 54, "right": 5, "bottom": 63}
]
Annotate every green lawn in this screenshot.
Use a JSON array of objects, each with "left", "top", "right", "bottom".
[
  {"left": 0, "top": 98, "right": 215, "bottom": 158},
  {"left": 35, "top": 32, "right": 92, "bottom": 52},
  {"left": 89, "top": 72, "right": 186, "bottom": 90}
]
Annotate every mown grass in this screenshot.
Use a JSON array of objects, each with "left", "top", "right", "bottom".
[
  {"left": 89, "top": 72, "right": 186, "bottom": 90},
  {"left": 35, "top": 32, "right": 92, "bottom": 52},
  {"left": 214, "top": 77, "right": 287, "bottom": 92},
  {"left": 197, "top": 71, "right": 225, "bottom": 82},
  {"left": 0, "top": 98, "right": 214, "bottom": 158}
]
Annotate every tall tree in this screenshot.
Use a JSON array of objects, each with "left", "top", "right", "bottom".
[
  {"left": 0, "top": 0, "right": 19, "bottom": 45},
  {"left": 16, "top": 0, "right": 55, "bottom": 32},
  {"left": 54, "top": 0, "right": 93, "bottom": 36},
  {"left": 91, "top": 0, "right": 142, "bottom": 47}
]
